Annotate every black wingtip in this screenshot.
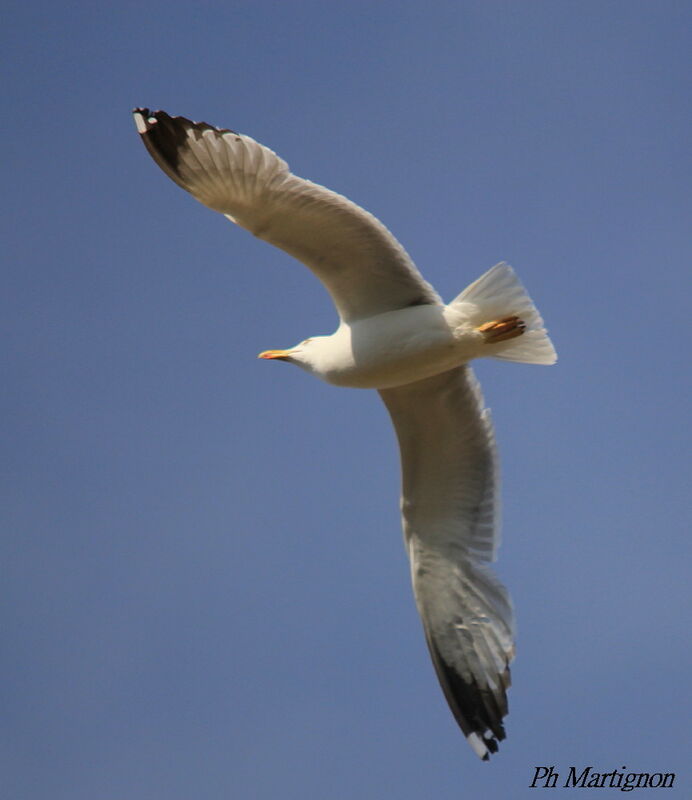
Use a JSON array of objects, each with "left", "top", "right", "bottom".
[
  {"left": 423, "top": 632, "right": 509, "bottom": 760},
  {"left": 132, "top": 108, "right": 238, "bottom": 137},
  {"left": 132, "top": 109, "right": 191, "bottom": 180}
]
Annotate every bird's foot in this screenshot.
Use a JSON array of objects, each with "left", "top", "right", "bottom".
[{"left": 478, "top": 316, "right": 526, "bottom": 343}]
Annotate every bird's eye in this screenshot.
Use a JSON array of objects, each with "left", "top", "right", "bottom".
[{"left": 302, "top": 338, "right": 312, "bottom": 346}]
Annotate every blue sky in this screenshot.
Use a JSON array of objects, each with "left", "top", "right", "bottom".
[{"left": 3, "top": 1, "right": 691, "bottom": 798}]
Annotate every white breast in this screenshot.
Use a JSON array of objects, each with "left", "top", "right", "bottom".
[{"left": 316, "top": 305, "right": 482, "bottom": 389}]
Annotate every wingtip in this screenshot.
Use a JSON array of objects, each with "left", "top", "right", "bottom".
[
  {"left": 421, "top": 621, "right": 509, "bottom": 759},
  {"left": 132, "top": 108, "right": 153, "bottom": 135},
  {"left": 468, "top": 728, "right": 503, "bottom": 760},
  {"left": 133, "top": 107, "right": 177, "bottom": 133},
  {"left": 467, "top": 732, "right": 490, "bottom": 760},
  {"left": 131, "top": 108, "right": 239, "bottom": 139}
]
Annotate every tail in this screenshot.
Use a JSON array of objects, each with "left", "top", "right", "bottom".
[{"left": 451, "top": 263, "right": 557, "bottom": 365}]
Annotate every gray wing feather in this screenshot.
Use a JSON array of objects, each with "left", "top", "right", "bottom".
[
  {"left": 133, "top": 109, "right": 440, "bottom": 321},
  {"left": 379, "top": 365, "right": 514, "bottom": 759}
]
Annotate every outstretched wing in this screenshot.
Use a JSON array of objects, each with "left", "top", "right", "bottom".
[
  {"left": 379, "top": 365, "right": 514, "bottom": 760},
  {"left": 133, "top": 109, "right": 440, "bottom": 322}
]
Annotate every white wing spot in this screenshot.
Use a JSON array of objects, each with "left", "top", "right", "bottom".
[{"left": 134, "top": 112, "right": 149, "bottom": 134}]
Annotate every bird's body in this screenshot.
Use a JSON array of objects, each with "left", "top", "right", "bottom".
[
  {"left": 265, "top": 304, "right": 475, "bottom": 389},
  {"left": 133, "top": 108, "right": 557, "bottom": 760}
]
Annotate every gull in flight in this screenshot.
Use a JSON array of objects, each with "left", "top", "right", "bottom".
[{"left": 133, "top": 109, "right": 557, "bottom": 760}]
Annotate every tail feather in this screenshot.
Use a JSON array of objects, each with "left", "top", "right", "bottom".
[{"left": 452, "top": 263, "right": 557, "bottom": 365}]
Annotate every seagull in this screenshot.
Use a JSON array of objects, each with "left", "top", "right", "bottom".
[{"left": 133, "top": 108, "right": 557, "bottom": 760}]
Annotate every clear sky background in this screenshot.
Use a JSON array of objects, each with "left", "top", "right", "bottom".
[{"left": 3, "top": 2, "right": 690, "bottom": 798}]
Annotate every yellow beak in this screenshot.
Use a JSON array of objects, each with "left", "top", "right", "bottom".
[{"left": 257, "top": 349, "right": 292, "bottom": 360}]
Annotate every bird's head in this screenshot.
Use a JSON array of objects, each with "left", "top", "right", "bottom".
[{"left": 258, "top": 337, "right": 326, "bottom": 375}]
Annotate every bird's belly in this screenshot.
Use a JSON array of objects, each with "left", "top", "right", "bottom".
[
  {"left": 326, "top": 348, "right": 462, "bottom": 389},
  {"left": 322, "top": 312, "right": 480, "bottom": 389}
]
